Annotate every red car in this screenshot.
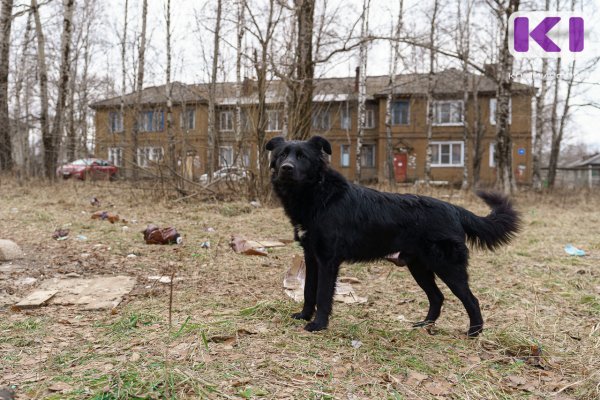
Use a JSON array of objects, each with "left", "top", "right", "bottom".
[{"left": 56, "top": 158, "right": 119, "bottom": 180}]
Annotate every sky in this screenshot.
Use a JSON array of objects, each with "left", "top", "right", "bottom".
[{"left": 35, "top": 0, "right": 600, "bottom": 151}]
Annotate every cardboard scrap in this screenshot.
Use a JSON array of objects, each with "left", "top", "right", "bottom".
[
  {"left": 14, "top": 290, "right": 58, "bottom": 309},
  {"left": 230, "top": 235, "right": 286, "bottom": 256},
  {"left": 283, "top": 255, "right": 367, "bottom": 304},
  {"left": 15, "top": 276, "right": 136, "bottom": 310},
  {"left": 0, "top": 239, "right": 23, "bottom": 261}
]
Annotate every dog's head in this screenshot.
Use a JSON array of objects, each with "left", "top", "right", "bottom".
[{"left": 266, "top": 136, "right": 332, "bottom": 184}]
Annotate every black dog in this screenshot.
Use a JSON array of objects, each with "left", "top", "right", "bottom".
[{"left": 266, "top": 136, "right": 520, "bottom": 337}]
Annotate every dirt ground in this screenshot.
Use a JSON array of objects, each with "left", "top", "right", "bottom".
[{"left": 0, "top": 179, "right": 599, "bottom": 400}]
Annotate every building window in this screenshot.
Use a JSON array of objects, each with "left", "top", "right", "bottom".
[
  {"left": 489, "top": 98, "right": 512, "bottom": 125},
  {"left": 361, "top": 144, "right": 375, "bottom": 168},
  {"left": 266, "top": 110, "right": 282, "bottom": 132},
  {"left": 109, "top": 111, "right": 123, "bottom": 133},
  {"left": 340, "top": 144, "right": 350, "bottom": 167},
  {"left": 312, "top": 110, "right": 331, "bottom": 131},
  {"left": 139, "top": 110, "right": 164, "bottom": 132},
  {"left": 363, "top": 109, "right": 376, "bottom": 129},
  {"left": 489, "top": 142, "right": 496, "bottom": 167},
  {"left": 391, "top": 101, "right": 409, "bottom": 125},
  {"left": 240, "top": 148, "right": 251, "bottom": 167},
  {"left": 220, "top": 111, "right": 234, "bottom": 131},
  {"left": 180, "top": 108, "right": 195, "bottom": 130},
  {"left": 137, "top": 147, "right": 164, "bottom": 167},
  {"left": 430, "top": 141, "right": 463, "bottom": 166},
  {"left": 340, "top": 106, "right": 351, "bottom": 130},
  {"left": 108, "top": 147, "right": 123, "bottom": 167},
  {"left": 219, "top": 146, "right": 233, "bottom": 167},
  {"left": 432, "top": 100, "right": 463, "bottom": 125},
  {"left": 241, "top": 110, "right": 253, "bottom": 131}
]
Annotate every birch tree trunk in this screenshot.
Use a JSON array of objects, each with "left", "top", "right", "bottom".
[
  {"left": 132, "top": 0, "right": 148, "bottom": 181},
  {"left": 385, "top": 0, "right": 403, "bottom": 186},
  {"left": 234, "top": 0, "right": 245, "bottom": 157},
  {"left": 119, "top": 0, "right": 128, "bottom": 152},
  {"left": 424, "top": 0, "right": 439, "bottom": 186},
  {"left": 290, "top": 0, "right": 315, "bottom": 140},
  {"left": 493, "top": 0, "right": 519, "bottom": 195},
  {"left": 0, "top": 0, "right": 14, "bottom": 171},
  {"left": 458, "top": 0, "right": 473, "bottom": 190},
  {"left": 207, "top": 0, "right": 223, "bottom": 181},
  {"left": 471, "top": 76, "right": 485, "bottom": 187},
  {"left": 14, "top": 9, "right": 33, "bottom": 177},
  {"left": 49, "top": 0, "right": 75, "bottom": 177},
  {"left": 354, "top": 0, "right": 369, "bottom": 184},
  {"left": 165, "top": 0, "right": 177, "bottom": 180},
  {"left": 32, "top": 0, "right": 51, "bottom": 178}
]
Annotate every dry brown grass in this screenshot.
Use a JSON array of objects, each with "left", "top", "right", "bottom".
[{"left": 0, "top": 179, "right": 599, "bottom": 399}]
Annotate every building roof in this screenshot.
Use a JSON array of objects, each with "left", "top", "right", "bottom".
[
  {"left": 90, "top": 68, "right": 534, "bottom": 109},
  {"left": 564, "top": 153, "right": 600, "bottom": 168}
]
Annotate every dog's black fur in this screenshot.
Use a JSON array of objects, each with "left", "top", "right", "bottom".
[{"left": 267, "top": 135, "right": 520, "bottom": 336}]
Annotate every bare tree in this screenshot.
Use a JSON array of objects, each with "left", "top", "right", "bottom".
[
  {"left": 0, "top": 0, "right": 14, "bottom": 171},
  {"left": 165, "top": 0, "right": 177, "bottom": 180},
  {"left": 234, "top": 0, "right": 246, "bottom": 154},
  {"left": 457, "top": 0, "right": 474, "bottom": 190},
  {"left": 119, "top": 0, "right": 129, "bottom": 154},
  {"left": 471, "top": 75, "right": 486, "bottom": 187},
  {"left": 424, "top": 0, "right": 439, "bottom": 185},
  {"left": 354, "top": 0, "right": 369, "bottom": 184},
  {"left": 48, "top": 0, "right": 75, "bottom": 177},
  {"left": 207, "top": 0, "right": 223, "bottom": 182},
  {"left": 32, "top": 0, "right": 51, "bottom": 177},
  {"left": 384, "top": 0, "right": 403, "bottom": 186},
  {"left": 489, "top": 0, "right": 519, "bottom": 195},
  {"left": 132, "top": 0, "right": 148, "bottom": 181}
]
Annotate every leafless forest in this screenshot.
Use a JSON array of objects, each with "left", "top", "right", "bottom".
[{"left": 0, "top": 0, "right": 597, "bottom": 196}]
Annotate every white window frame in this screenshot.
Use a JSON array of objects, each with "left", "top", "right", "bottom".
[
  {"left": 219, "top": 146, "right": 234, "bottom": 167},
  {"left": 361, "top": 144, "right": 376, "bottom": 168},
  {"left": 364, "top": 109, "right": 375, "bottom": 129},
  {"left": 180, "top": 108, "right": 196, "bottom": 130},
  {"left": 432, "top": 100, "right": 464, "bottom": 126},
  {"left": 430, "top": 141, "right": 464, "bottom": 167},
  {"left": 109, "top": 111, "right": 123, "bottom": 133},
  {"left": 489, "top": 98, "right": 512, "bottom": 125},
  {"left": 108, "top": 147, "right": 123, "bottom": 167},
  {"left": 266, "top": 110, "right": 282, "bottom": 132},
  {"left": 340, "top": 106, "right": 351, "bottom": 130},
  {"left": 139, "top": 110, "right": 164, "bottom": 132},
  {"left": 340, "top": 144, "right": 350, "bottom": 168},
  {"left": 312, "top": 110, "right": 331, "bottom": 131},
  {"left": 220, "top": 111, "right": 234, "bottom": 131},
  {"left": 137, "top": 147, "right": 164, "bottom": 167},
  {"left": 489, "top": 142, "right": 496, "bottom": 167}
]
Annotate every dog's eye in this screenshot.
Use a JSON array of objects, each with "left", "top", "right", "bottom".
[
  {"left": 278, "top": 152, "right": 286, "bottom": 159},
  {"left": 296, "top": 152, "right": 304, "bottom": 159}
]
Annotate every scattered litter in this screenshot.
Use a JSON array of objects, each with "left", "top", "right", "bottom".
[
  {"left": 230, "top": 235, "right": 286, "bottom": 256},
  {"left": 249, "top": 201, "right": 261, "bottom": 208},
  {"left": 14, "top": 290, "right": 58, "bottom": 309},
  {"left": 339, "top": 277, "right": 361, "bottom": 284},
  {"left": 91, "top": 211, "right": 121, "bottom": 224},
  {"left": 90, "top": 197, "right": 101, "bottom": 207},
  {"left": 206, "top": 227, "right": 215, "bottom": 233},
  {"left": 16, "top": 277, "right": 37, "bottom": 286},
  {"left": 147, "top": 275, "right": 183, "bottom": 284},
  {"left": 351, "top": 340, "right": 363, "bottom": 349},
  {"left": 10, "top": 208, "right": 18, "bottom": 213},
  {"left": 142, "top": 225, "right": 182, "bottom": 245},
  {"left": 126, "top": 253, "right": 137, "bottom": 259},
  {"left": 122, "top": 226, "right": 129, "bottom": 232},
  {"left": 76, "top": 235, "right": 88, "bottom": 241},
  {"left": 385, "top": 252, "right": 406, "bottom": 266},
  {"left": 283, "top": 255, "right": 367, "bottom": 304},
  {"left": 52, "top": 229, "right": 69, "bottom": 240},
  {"left": 14, "top": 276, "right": 136, "bottom": 310},
  {"left": 200, "top": 241, "right": 211, "bottom": 249},
  {"left": 564, "top": 244, "right": 586, "bottom": 257},
  {"left": 65, "top": 272, "right": 81, "bottom": 278},
  {"left": 0, "top": 239, "right": 23, "bottom": 261}
]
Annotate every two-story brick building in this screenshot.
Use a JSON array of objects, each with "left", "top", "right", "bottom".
[{"left": 90, "top": 68, "right": 534, "bottom": 185}]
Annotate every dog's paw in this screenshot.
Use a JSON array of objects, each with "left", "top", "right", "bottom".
[
  {"left": 412, "top": 320, "right": 435, "bottom": 328},
  {"left": 304, "top": 321, "right": 327, "bottom": 332},
  {"left": 467, "top": 325, "right": 483, "bottom": 338},
  {"left": 291, "top": 312, "right": 312, "bottom": 321}
]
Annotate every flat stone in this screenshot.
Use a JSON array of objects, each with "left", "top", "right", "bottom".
[
  {"left": 14, "top": 290, "right": 58, "bottom": 309},
  {"left": 0, "top": 240, "right": 23, "bottom": 261}
]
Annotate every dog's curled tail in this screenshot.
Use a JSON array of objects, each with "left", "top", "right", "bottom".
[{"left": 460, "top": 191, "right": 521, "bottom": 251}]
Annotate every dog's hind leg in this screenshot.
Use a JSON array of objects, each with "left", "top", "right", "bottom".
[
  {"left": 407, "top": 262, "right": 444, "bottom": 328},
  {"left": 292, "top": 251, "right": 318, "bottom": 321},
  {"left": 434, "top": 266, "right": 483, "bottom": 337}
]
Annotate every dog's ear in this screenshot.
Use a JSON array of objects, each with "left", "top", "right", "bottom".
[
  {"left": 308, "top": 135, "right": 332, "bottom": 155},
  {"left": 266, "top": 136, "right": 285, "bottom": 151}
]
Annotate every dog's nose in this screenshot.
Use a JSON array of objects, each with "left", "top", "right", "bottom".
[{"left": 281, "top": 163, "right": 294, "bottom": 172}]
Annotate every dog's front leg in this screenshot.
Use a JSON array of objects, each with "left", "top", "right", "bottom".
[
  {"left": 291, "top": 251, "right": 317, "bottom": 321},
  {"left": 304, "top": 256, "right": 339, "bottom": 332}
]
